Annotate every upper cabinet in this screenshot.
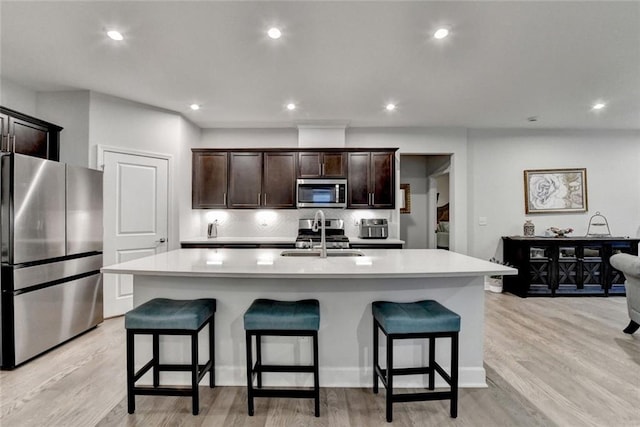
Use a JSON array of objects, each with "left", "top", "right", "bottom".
[
  {"left": 228, "top": 152, "right": 263, "bottom": 208},
  {"left": 347, "top": 151, "right": 395, "bottom": 209},
  {"left": 192, "top": 148, "right": 395, "bottom": 210},
  {"left": 1, "top": 107, "right": 62, "bottom": 161},
  {"left": 227, "top": 151, "right": 297, "bottom": 209},
  {"left": 192, "top": 151, "right": 228, "bottom": 208},
  {"left": 298, "top": 151, "right": 346, "bottom": 178},
  {"left": 263, "top": 152, "right": 297, "bottom": 208}
]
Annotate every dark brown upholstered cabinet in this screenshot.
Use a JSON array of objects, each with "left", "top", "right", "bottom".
[
  {"left": 228, "top": 151, "right": 297, "bottom": 209},
  {"left": 192, "top": 151, "right": 228, "bottom": 208},
  {"left": 502, "top": 236, "right": 640, "bottom": 297},
  {"left": 0, "top": 106, "right": 62, "bottom": 161},
  {"left": 298, "top": 151, "right": 346, "bottom": 178},
  {"left": 347, "top": 151, "right": 395, "bottom": 209}
]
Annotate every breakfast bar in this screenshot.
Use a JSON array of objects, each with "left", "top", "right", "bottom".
[{"left": 102, "top": 248, "right": 516, "bottom": 389}]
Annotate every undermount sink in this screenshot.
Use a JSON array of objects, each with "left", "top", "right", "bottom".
[{"left": 280, "top": 249, "right": 366, "bottom": 257}]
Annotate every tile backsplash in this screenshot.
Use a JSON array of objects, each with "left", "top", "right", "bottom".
[{"left": 190, "top": 209, "right": 397, "bottom": 239}]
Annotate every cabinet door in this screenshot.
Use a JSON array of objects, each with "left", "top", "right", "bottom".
[
  {"left": 322, "top": 152, "right": 346, "bottom": 177},
  {"left": 10, "top": 117, "right": 50, "bottom": 160},
  {"left": 298, "top": 152, "right": 322, "bottom": 178},
  {"left": 347, "top": 152, "right": 371, "bottom": 208},
  {"left": 263, "top": 152, "right": 296, "bottom": 208},
  {"left": 228, "top": 152, "right": 262, "bottom": 208},
  {"left": 298, "top": 152, "right": 346, "bottom": 178},
  {"left": 528, "top": 245, "right": 554, "bottom": 295},
  {"left": 192, "top": 151, "right": 228, "bottom": 208},
  {"left": 371, "top": 152, "right": 394, "bottom": 208}
]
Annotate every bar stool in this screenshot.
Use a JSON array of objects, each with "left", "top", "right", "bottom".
[
  {"left": 372, "top": 300, "right": 460, "bottom": 422},
  {"left": 125, "top": 298, "right": 216, "bottom": 415},
  {"left": 243, "top": 298, "right": 320, "bottom": 417}
]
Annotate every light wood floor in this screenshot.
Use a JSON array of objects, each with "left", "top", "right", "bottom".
[{"left": 1, "top": 293, "right": 638, "bottom": 426}]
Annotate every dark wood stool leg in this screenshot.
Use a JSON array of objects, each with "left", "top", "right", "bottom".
[
  {"left": 191, "top": 331, "right": 199, "bottom": 415},
  {"left": 152, "top": 333, "right": 160, "bottom": 388},
  {"left": 373, "top": 319, "right": 379, "bottom": 394},
  {"left": 209, "top": 317, "right": 215, "bottom": 388},
  {"left": 256, "top": 333, "right": 263, "bottom": 389},
  {"left": 127, "top": 330, "right": 135, "bottom": 414},
  {"left": 386, "top": 334, "right": 393, "bottom": 423},
  {"left": 450, "top": 333, "right": 459, "bottom": 418},
  {"left": 246, "top": 331, "right": 254, "bottom": 416},
  {"left": 428, "top": 336, "right": 435, "bottom": 390},
  {"left": 313, "top": 331, "right": 320, "bottom": 417}
]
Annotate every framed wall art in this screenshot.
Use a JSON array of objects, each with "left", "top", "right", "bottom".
[
  {"left": 524, "top": 168, "right": 588, "bottom": 214},
  {"left": 400, "top": 183, "right": 411, "bottom": 214}
]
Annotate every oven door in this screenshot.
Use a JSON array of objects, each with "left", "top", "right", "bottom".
[{"left": 296, "top": 179, "right": 347, "bottom": 208}]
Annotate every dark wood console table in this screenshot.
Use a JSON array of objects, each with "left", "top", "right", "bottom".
[{"left": 502, "top": 236, "right": 640, "bottom": 297}]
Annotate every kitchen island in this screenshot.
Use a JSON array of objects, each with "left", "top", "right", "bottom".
[{"left": 102, "top": 248, "right": 515, "bottom": 388}]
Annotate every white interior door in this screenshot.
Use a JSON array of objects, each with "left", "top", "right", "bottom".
[{"left": 102, "top": 150, "right": 169, "bottom": 317}]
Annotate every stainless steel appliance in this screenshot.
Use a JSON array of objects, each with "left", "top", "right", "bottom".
[
  {"left": 359, "top": 218, "right": 388, "bottom": 239},
  {"left": 295, "top": 218, "right": 350, "bottom": 249},
  {"left": 296, "top": 179, "right": 347, "bottom": 208},
  {"left": 1, "top": 153, "right": 103, "bottom": 369}
]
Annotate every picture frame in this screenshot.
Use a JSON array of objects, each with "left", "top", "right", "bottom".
[
  {"left": 524, "top": 168, "right": 588, "bottom": 214},
  {"left": 400, "top": 183, "right": 411, "bottom": 214}
]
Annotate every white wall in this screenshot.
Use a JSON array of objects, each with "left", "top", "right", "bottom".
[
  {"left": 89, "top": 92, "right": 194, "bottom": 250},
  {"left": 468, "top": 129, "right": 640, "bottom": 262},
  {"left": 399, "top": 156, "right": 429, "bottom": 248},
  {"left": 36, "top": 90, "right": 91, "bottom": 167},
  {"left": 0, "top": 78, "right": 37, "bottom": 115}
]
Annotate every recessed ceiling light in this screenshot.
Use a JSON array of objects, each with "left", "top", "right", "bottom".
[
  {"left": 106, "top": 30, "right": 124, "bottom": 41},
  {"left": 433, "top": 28, "right": 449, "bottom": 39},
  {"left": 385, "top": 103, "right": 396, "bottom": 112},
  {"left": 592, "top": 102, "right": 606, "bottom": 110},
  {"left": 267, "top": 27, "right": 282, "bottom": 39},
  {"left": 286, "top": 103, "right": 296, "bottom": 111},
  {"left": 190, "top": 104, "right": 200, "bottom": 111}
]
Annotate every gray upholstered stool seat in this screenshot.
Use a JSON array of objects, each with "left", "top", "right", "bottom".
[
  {"left": 125, "top": 298, "right": 216, "bottom": 330},
  {"left": 243, "top": 299, "right": 320, "bottom": 331},
  {"left": 125, "top": 298, "right": 216, "bottom": 416},
  {"left": 372, "top": 299, "right": 460, "bottom": 422},
  {"left": 372, "top": 300, "right": 460, "bottom": 334},
  {"left": 244, "top": 299, "right": 321, "bottom": 417}
]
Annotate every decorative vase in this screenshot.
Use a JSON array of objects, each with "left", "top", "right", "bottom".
[{"left": 523, "top": 220, "right": 535, "bottom": 237}]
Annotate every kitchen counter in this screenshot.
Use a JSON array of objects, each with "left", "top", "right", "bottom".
[
  {"left": 180, "top": 236, "right": 295, "bottom": 244},
  {"left": 180, "top": 236, "right": 405, "bottom": 248},
  {"left": 102, "top": 249, "right": 515, "bottom": 388}
]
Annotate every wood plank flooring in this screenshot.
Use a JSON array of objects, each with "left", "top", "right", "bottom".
[{"left": 1, "top": 293, "right": 638, "bottom": 426}]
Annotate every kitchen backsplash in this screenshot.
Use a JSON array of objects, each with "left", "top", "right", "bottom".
[{"left": 191, "top": 209, "right": 397, "bottom": 239}]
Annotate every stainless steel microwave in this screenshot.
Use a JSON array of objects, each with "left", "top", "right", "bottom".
[{"left": 296, "top": 179, "right": 347, "bottom": 208}]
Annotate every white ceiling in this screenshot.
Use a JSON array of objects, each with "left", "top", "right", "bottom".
[{"left": 1, "top": 1, "right": 639, "bottom": 129}]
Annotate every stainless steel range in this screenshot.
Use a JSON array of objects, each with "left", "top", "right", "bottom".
[{"left": 295, "top": 219, "right": 350, "bottom": 249}]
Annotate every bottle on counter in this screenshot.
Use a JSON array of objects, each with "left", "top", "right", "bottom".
[{"left": 207, "top": 220, "right": 218, "bottom": 239}]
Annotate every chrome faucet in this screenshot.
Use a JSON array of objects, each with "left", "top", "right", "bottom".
[{"left": 312, "top": 209, "right": 327, "bottom": 258}]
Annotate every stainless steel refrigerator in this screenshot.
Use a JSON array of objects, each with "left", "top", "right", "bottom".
[{"left": 1, "top": 153, "right": 103, "bottom": 369}]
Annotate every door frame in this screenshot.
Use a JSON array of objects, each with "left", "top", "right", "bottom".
[{"left": 97, "top": 144, "right": 173, "bottom": 317}]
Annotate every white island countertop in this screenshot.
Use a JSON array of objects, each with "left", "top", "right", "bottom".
[{"left": 101, "top": 248, "right": 516, "bottom": 279}]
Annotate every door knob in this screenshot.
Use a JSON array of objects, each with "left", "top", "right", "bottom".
[{"left": 156, "top": 238, "right": 166, "bottom": 243}]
